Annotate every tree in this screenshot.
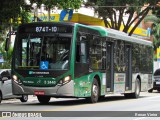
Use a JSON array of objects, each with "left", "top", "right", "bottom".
[
  {"left": 86, "top": 0, "right": 159, "bottom": 36},
  {"left": 144, "top": 15, "right": 160, "bottom": 51},
  {"left": 153, "top": 6, "right": 160, "bottom": 49},
  {"left": 0, "top": 0, "right": 31, "bottom": 25},
  {"left": 153, "top": 23, "right": 160, "bottom": 49},
  {"left": 0, "top": 0, "right": 32, "bottom": 43},
  {"left": 144, "top": 5, "right": 160, "bottom": 60},
  {"left": 0, "top": 0, "right": 32, "bottom": 68},
  {"left": 30, "top": 0, "right": 83, "bottom": 21},
  {"left": 0, "top": 41, "right": 13, "bottom": 69}
]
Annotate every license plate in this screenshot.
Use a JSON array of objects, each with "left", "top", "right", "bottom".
[
  {"left": 156, "top": 82, "right": 160, "bottom": 85},
  {"left": 34, "top": 91, "right": 45, "bottom": 95}
]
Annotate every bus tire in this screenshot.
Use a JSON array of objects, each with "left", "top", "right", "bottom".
[
  {"left": 86, "top": 78, "right": 99, "bottom": 103},
  {"left": 37, "top": 96, "right": 51, "bottom": 104},
  {"left": 20, "top": 95, "right": 28, "bottom": 102},
  {"left": 125, "top": 78, "right": 140, "bottom": 98},
  {"left": 148, "top": 88, "right": 153, "bottom": 93}
]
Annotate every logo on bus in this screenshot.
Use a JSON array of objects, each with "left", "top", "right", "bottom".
[
  {"left": 29, "top": 71, "right": 49, "bottom": 75},
  {"left": 29, "top": 71, "right": 33, "bottom": 74},
  {"left": 40, "top": 61, "right": 49, "bottom": 70}
]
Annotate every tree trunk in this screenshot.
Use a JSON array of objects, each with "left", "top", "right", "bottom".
[
  {"left": 128, "top": 8, "right": 150, "bottom": 36},
  {"left": 48, "top": 8, "right": 51, "bottom": 21}
]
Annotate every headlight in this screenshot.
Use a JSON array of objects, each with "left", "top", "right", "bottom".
[
  {"left": 63, "top": 76, "right": 71, "bottom": 83},
  {"left": 12, "top": 75, "right": 18, "bottom": 81},
  {"left": 58, "top": 76, "right": 71, "bottom": 86},
  {"left": 12, "top": 75, "right": 22, "bottom": 84}
]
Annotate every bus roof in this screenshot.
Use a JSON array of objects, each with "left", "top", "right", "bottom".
[
  {"left": 76, "top": 23, "right": 152, "bottom": 46},
  {"left": 19, "top": 22, "right": 152, "bottom": 46}
]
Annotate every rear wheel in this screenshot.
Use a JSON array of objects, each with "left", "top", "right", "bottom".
[
  {"left": 20, "top": 95, "right": 28, "bottom": 102},
  {"left": 37, "top": 96, "right": 51, "bottom": 104},
  {"left": 86, "top": 78, "right": 99, "bottom": 103},
  {"left": 125, "top": 78, "right": 140, "bottom": 98}
]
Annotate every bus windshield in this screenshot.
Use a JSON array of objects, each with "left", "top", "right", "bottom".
[{"left": 15, "top": 34, "right": 71, "bottom": 70}]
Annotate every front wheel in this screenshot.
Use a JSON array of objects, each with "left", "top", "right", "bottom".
[
  {"left": 133, "top": 78, "right": 140, "bottom": 98},
  {"left": 86, "top": 78, "right": 99, "bottom": 103},
  {"left": 20, "top": 95, "right": 28, "bottom": 102},
  {"left": 37, "top": 96, "right": 51, "bottom": 104}
]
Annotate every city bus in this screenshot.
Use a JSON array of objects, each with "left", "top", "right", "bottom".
[{"left": 6, "top": 22, "right": 153, "bottom": 104}]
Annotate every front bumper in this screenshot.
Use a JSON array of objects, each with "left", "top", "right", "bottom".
[{"left": 12, "top": 80, "right": 74, "bottom": 97}]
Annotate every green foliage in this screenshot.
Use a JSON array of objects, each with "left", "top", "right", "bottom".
[
  {"left": 0, "top": 0, "right": 31, "bottom": 45},
  {"left": 19, "top": 10, "right": 32, "bottom": 24},
  {"left": 144, "top": 15, "right": 159, "bottom": 23},
  {"left": 0, "top": 33, "right": 4, "bottom": 44},
  {"left": 152, "top": 5, "right": 160, "bottom": 16},
  {"left": 58, "top": 0, "right": 83, "bottom": 9},
  {"left": 0, "top": 0, "right": 31, "bottom": 24},
  {"left": 31, "top": 0, "right": 83, "bottom": 21},
  {"left": 144, "top": 13, "right": 160, "bottom": 52},
  {"left": 152, "top": 22, "right": 160, "bottom": 51},
  {"left": 31, "top": 0, "right": 83, "bottom": 9},
  {"left": 0, "top": 41, "right": 13, "bottom": 69}
]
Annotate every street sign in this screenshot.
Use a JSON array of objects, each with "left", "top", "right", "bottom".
[{"left": 59, "top": 9, "right": 73, "bottom": 21}]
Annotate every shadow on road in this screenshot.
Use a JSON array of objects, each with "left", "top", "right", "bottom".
[{"left": 21, "top": 94, "right": 148, "bottom": 106}]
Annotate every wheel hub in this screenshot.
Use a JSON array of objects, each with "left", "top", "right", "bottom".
[{"left": 93, "top": 84, "right": 98, "bottom": 97}]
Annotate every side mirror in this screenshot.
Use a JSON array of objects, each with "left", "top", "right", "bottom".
[
  {"left": 5, "top": 38, "right": 10, "bottom": 51},
  {"left": 0, "top": 75, "right": 6, "bottom": 83},
  {"left": 1, "top": 71, "right": 10, "bottom": 83}
]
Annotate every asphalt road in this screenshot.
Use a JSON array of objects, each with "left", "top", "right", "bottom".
[{"left": 0, "top": 90, "right": 160, "bottom": 120}]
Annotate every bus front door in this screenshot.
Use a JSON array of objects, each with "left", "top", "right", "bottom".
[{"left": 106, "top": 42, "right": 114, "bottom": 92}]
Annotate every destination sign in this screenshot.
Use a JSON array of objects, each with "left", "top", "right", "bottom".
[{"left": 19, "top": 25, "right": 73, "bottom": 33}]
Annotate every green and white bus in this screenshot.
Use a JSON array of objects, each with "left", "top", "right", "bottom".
[{"left": 7, "top": 22, "right": 153, "bottom": 103}]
